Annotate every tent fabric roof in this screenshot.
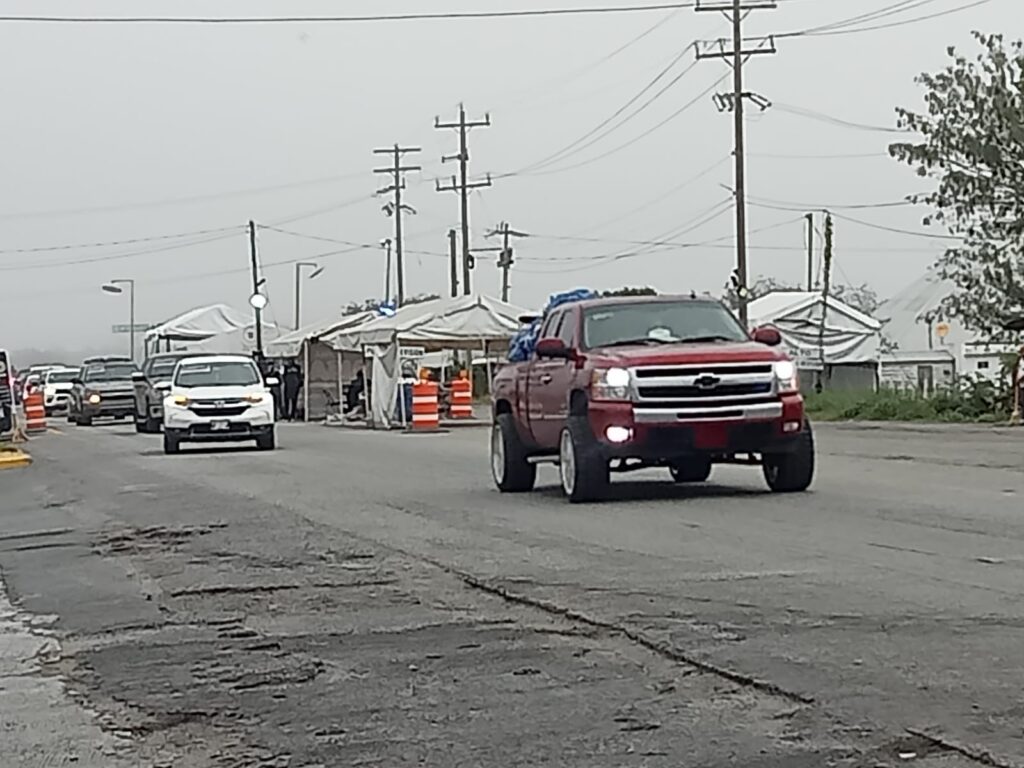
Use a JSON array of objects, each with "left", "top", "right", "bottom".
[
  {"left": 264, "top": 311, "right": 375, "bottom": 358},
  {"left": 145, "top": 304, "right": 251, "bottom": 342},
  {"left": 325, "top": 294, "right": 529, "bottom": 352},
  {"left": 748, "top": 290, "right": 883, "bottom": 365}
]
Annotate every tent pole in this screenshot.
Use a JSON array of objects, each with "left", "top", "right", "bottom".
[
  {"left": 483, "top": 339, "right": 491, "bottom": 398},
  {"left": 303, "top": 339, "right": 310, "bottom": 423},
  {"left": 336, "top": 348, "right": 343, "bottom": 420}
]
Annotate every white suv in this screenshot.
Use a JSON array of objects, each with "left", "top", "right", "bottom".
[{"left": 162, "top": 355, "right": 278, "bottom": 455}]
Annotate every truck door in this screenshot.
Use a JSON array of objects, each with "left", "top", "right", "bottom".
[
  {"left": 529, "top": 308, "right": 578, "bottom": 448},
  {"left": 525, "top": 310, "right": 563, "bottom": 447}
]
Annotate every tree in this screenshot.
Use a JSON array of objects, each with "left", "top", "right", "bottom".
[
  {"left": 889, "top": 32, "right": 1024, "bottom": 336},
  {"left": 601, "top": 286, "right": 658, "bottom": 297},
  {"left": 831, "top": 283, "right": 880, "bottom": 316},
  {"left": 722, "top": 276, "right": 798, "bottom": 311},
  {"left": 343, "top": 293, "right": 440, "bottom": 315}
]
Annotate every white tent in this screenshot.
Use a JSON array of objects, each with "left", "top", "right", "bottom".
[
  {"left": 175, "top": 322, "right": 281, "bottom": 355},
  {"left": 749, "top": 291, "right": 882, "bottom": 364},
  {"left": 264, "top": 311, "right": 374, "bottom": 359},
  {"left": 145, "top": 304, "right": 251, "bottom": 345},
  {"left": 325, "top": 294, "right": 528, "bottom": 352}
]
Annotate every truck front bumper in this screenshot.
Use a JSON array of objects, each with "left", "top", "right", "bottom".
[{"left": 588, "top": 395, "right": 805, "bottom": 460}]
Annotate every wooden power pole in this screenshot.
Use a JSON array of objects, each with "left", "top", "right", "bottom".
[
  {"left": 483, "top": 222, "right": 528, "bottom": 303},
  {"left": 448, "top": 229, "right": 459, "bottom": 298},
  {"left": 696, "top": 0, "right": 777, "bottom": 327},
  {"left": 805, "top": 212, "right": 814, "bottom": 290},
  {"left": 435, "top": 104, "right": 492, "bottom": 296},
  {"left": 816, "top": 211, "right": 834, "bottom": 393},
  {"left": 373, "top": 144, "right": 421, "bottom": 307}
]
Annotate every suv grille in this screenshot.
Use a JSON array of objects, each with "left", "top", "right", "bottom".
[{"left": 189, "top": 399, "right": 250, "bottom": 418}]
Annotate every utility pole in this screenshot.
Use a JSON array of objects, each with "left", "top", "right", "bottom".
[
  {"left": 448, "top": 229, "right": 459, "bottom": 298},
  {"left": 435, "top": 104, "right": 492, "bottom": 296},
  {"left": 373, "top": 145, "right": 421, "bottom": 307},
  {"left": 816, "top": 212, "right": 833, "bottom": 394},
  {"left": 248, "top": 220, "right": 264, "bottom": 358},
  {"left": 696, "top": 0, "right": 777, "bottom": 327},
  {"left": 483, "top": 222, "right": 529, "bottom": 303},
  {"left": 805, "top": 212, "right": 814, "bottom": 290}
]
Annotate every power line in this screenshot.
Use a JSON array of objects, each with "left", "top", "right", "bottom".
[
  {"left": 0, "top": 4, "right": 705, "bottom": 24},
  {"left": 778, "top": 0, "right": 993, "bottom": 38},
  {"left": 745, "top": 193, "right": 916, "bottom": 211},
  {"left": 772, "top": 102, "right": 908, "bottom": 133},
  {"left": 827, "top": 211, "right": 962, "bottom": 240},
  {"left": 0, "top": 224, "right": 242, "bottom": 255}
]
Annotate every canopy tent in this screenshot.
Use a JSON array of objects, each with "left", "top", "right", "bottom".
[
  {"left": 264, "top": 311, "right": 374, "bottom": 359},
  {"left": 145, "top": 304, "right": 251, "bottom": 344},
  {"left": 175, "top": 322, "right": 281, "bottom": 355},
  {"left": 325, "top": 294, "right": 529, "bottom": 352},
  {"left": 748, "top": 291, "right": 883, "bottom": 366}
]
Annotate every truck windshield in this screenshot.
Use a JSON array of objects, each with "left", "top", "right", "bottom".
[
  {"left": 583, "top": 301, "right": 748, "bottom": 349},
  {"left": 175, "top": 361, "right": 260, "bottom": 388},
  {"left": 83, "top": 363, "right": 138, "bottom": 382},
  {"left": 46, "top": 369, "right": 78, "bottom": 384},
  {"left": 146, "top": 357, "right": 186, "bottom": 379}
]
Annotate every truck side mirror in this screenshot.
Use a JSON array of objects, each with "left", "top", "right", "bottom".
[
  {"left": 536, "top": 338, "right": 571, "bottom": 359},
  {"left": 751, "top": 326, "right": 782, "bottom": 347}
]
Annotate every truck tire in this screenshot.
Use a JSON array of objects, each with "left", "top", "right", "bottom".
[
  {"left": 558, "top": 416, "right": 610, "bottom": 504},
  {"left": 163, "top": 433, "right": 180, "bottom": 455},
  {"left": 763, "top": 421, "right": 815, "bottom": 493},
  {"left": 491, "top": 414, "right": 536, "bottom": 492},
  {"left": 145, "top": 416, "right": 162, "bottom": 434},
  {"left": 670, "top": 459, "right": 712, "bottom": 483},
  {"left": 76, "top": 414, "right": 93, "bottom": 427}
]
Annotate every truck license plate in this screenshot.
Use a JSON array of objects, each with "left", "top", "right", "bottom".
[{"left": 211, "top": 420, "right": 230, "bottom": 431}]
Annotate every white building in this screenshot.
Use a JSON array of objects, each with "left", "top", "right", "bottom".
[{"left": 876, "top": 272, "right": 1011, "bottom": 389}]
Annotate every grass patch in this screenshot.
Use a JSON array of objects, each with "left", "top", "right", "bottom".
[{"left": 805, "top": 387, "right": 1008, "bottom": 423}]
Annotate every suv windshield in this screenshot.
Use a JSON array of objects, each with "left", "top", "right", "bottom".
[
  {"left": 583, "top": 300, "right": 748, "bottom": 349},
  {"left": 175, "top": 361, "right": 260, "bottom": 388},
  {"left": 146, "top": 357, "right": 188, "bottom": 379},
  {"left": 46, "top": 369, "right": 78, "bottom": 384},
  {"left": 83, "top": 363, "right": 138, "bottom": 382}
]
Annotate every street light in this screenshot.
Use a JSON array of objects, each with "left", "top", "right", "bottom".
[
  {"left": 380, "top": 238, "right": 392, "bottom": 304},
  {"left": 294, "top": 262, "right": 324, "bottom": 330},
  {"left": 101, "top": 279, "right": 136, "bottom": 361}
]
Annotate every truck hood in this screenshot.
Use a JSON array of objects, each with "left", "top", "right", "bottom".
[
  {"left": 170, "top": 385, "right": 268, "bottom": 400},
  {"left": 588, "top": 341, "right": 785, "bottom": 366}
]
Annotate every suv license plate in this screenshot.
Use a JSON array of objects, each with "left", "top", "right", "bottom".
[{"left": 211, "top": 420, "right": 230, "bottom": 431}]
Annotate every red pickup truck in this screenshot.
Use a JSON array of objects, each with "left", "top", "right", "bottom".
[{"left": 490, "top": 294, "right": 814, "bottom": 502}]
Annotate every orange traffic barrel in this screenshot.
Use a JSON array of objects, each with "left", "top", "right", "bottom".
[
  {"left": 450, "top": 372, "right": 473, "bottom": 419},
  {"left": 411, "top": 380, "right": 439, "bottom": 430},
  {"left": 24, "top": 390, "right": 47, "bottom": 434}
]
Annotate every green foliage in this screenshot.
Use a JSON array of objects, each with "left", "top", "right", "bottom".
[
  {"left": 601, "top": 286, "right": 658, "bottom": 297},
  {"left": 720, "top": 275, "right": 880, "bottom": 315},
  {"left": 343, "top": 293, "right": 441, "bottom": 315},
  {"left": 889, "top": 32, "right": 1024, "bottom": 336},
  {"left": 805, "top": 375, "right": 1013, "bottom": 423}
]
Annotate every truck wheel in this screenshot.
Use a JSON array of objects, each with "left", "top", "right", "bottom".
[
  {"left": 491, "top": 414, "right": 536, "bottom": 492},
  {"left": 558, "top": 417, "right": 610, "bottom": 504},
  {"left": 76, "top": 414, "right": 93, "bottom": 427},
  {"left": 163, "top": 433, "right": 180, "bottom": 455},
  {"left": 670, "top": 459, "right": 712, "bottom": 483},
  {"left": 763, "top": 421, "right": 815, "bottom": 493}
]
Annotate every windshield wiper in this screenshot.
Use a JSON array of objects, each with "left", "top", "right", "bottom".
[
  {"left": 601, "top": 337, "right": 676, "bottom": 348},
  {"left": 677, "top": 335, "right": 736, "bottom": 344}
]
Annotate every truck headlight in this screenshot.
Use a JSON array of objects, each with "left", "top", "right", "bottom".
[
  {"left": 591, "top": 367, "right": 631, "bottom": 401},
  {"left": 774, "top": 360, "right": 799, "bottom": 394},
  {"left": 87, "top": 393, "right": 102, "bottom": 404},
  {"left": 44, "top": 386, "right": 56, "bottom": 398}
]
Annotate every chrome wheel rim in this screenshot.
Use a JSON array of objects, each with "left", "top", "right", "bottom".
[
  {"left": 559, "top": 429, "right": 575, "bottom": 497},
  {"left": 490, "top": 426, "right": 505, "bottom": 485}
]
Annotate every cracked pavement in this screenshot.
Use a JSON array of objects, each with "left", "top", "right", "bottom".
[{"left": 1, "top": 421, "right": 1022, "bottom": 766}]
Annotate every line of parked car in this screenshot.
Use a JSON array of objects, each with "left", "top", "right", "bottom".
[{"left": 31, "top": 352, "right": 280, "bottom": 454}]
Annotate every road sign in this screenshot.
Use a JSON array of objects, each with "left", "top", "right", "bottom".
[
  {"left": 111, "top": 324, "right": 151, "bottom": 334},
  {"left": 793, "top": 348, "right": 824, "bottom": 372}
]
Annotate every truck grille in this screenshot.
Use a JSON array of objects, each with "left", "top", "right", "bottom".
[{"left": 630, "top": 362, "right": 778, "bottom": 416}]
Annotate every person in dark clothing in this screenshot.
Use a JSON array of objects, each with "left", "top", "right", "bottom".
[
  {"left": 283, "top": 362, "right": 303, "bottom": 421},
  {"left": 345, "top": 369, "right": 365, "bottom": 415}
]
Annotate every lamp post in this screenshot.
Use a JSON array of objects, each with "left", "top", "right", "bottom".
[
  {"left": 294, "top": 262, "right": 324, "bottom": 330},
  {"left": 380, "top": 238, "right": 392, "bottom": 304},
  {"left": 101, "top": 279, "right": 136, "bottom": 361}
]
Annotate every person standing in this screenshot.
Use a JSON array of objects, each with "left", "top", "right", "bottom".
[{"left": 283, "top": 361, "right": 303, "bottom": 421}]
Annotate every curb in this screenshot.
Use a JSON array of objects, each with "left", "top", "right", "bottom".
[{"left": 0, "top": 448, "right": 33, "bottom": 470}]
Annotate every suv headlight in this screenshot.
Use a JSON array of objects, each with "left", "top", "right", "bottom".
[
  {"left": 774, "top": 360, "right": 799, "bottom": 394},
  {"left": 591, "top": 367, "right": 632, "bottom": 401},
  {"left": 170, "top": 395, "right": 191, "bottom": 408}
]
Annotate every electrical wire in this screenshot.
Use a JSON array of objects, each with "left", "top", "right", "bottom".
[
  {"left": 827, "top": 211, "right": 962, "bottom": 240},
  {"left": 745, "top": 193, "right": 916, "bottom": 211},
  {"left": 778, "top": 0, "right": 993, "bottom": 38},
  {"left": 0, "top": 4, "right": 704, "bottom": 24},
  {"left": 0, "top": 225, "right": 243, "bottom": 255},
  {"left": 772, "top": 103, "right": 908, "bottom": 134}
]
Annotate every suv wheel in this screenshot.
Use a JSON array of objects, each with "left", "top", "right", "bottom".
[
  {"left": 763, "top": 421, "right": 815, "bottom": 493},
  {"left": 670, "top": 459, "right": 713, "bottom": 483},
  {"left": 558, "top": 417, "right": 609, "bottom": 503},
  {"left": 256, "top": 431, "right": 276, "bottom": 451},
  {"left": 491, "top": 413, "right": 536, "bottom": 492},
  {"left": 163, "top": 433, "right": 180, "bottom": 455}
]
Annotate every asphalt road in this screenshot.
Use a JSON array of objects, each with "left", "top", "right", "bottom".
[{"left": 2, "top": 419, "right": 1023, "bottom": 767}]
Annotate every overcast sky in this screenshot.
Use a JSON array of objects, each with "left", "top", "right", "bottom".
[{"left": 0, "top": 0, "right": 1018, "bottom": 353}]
